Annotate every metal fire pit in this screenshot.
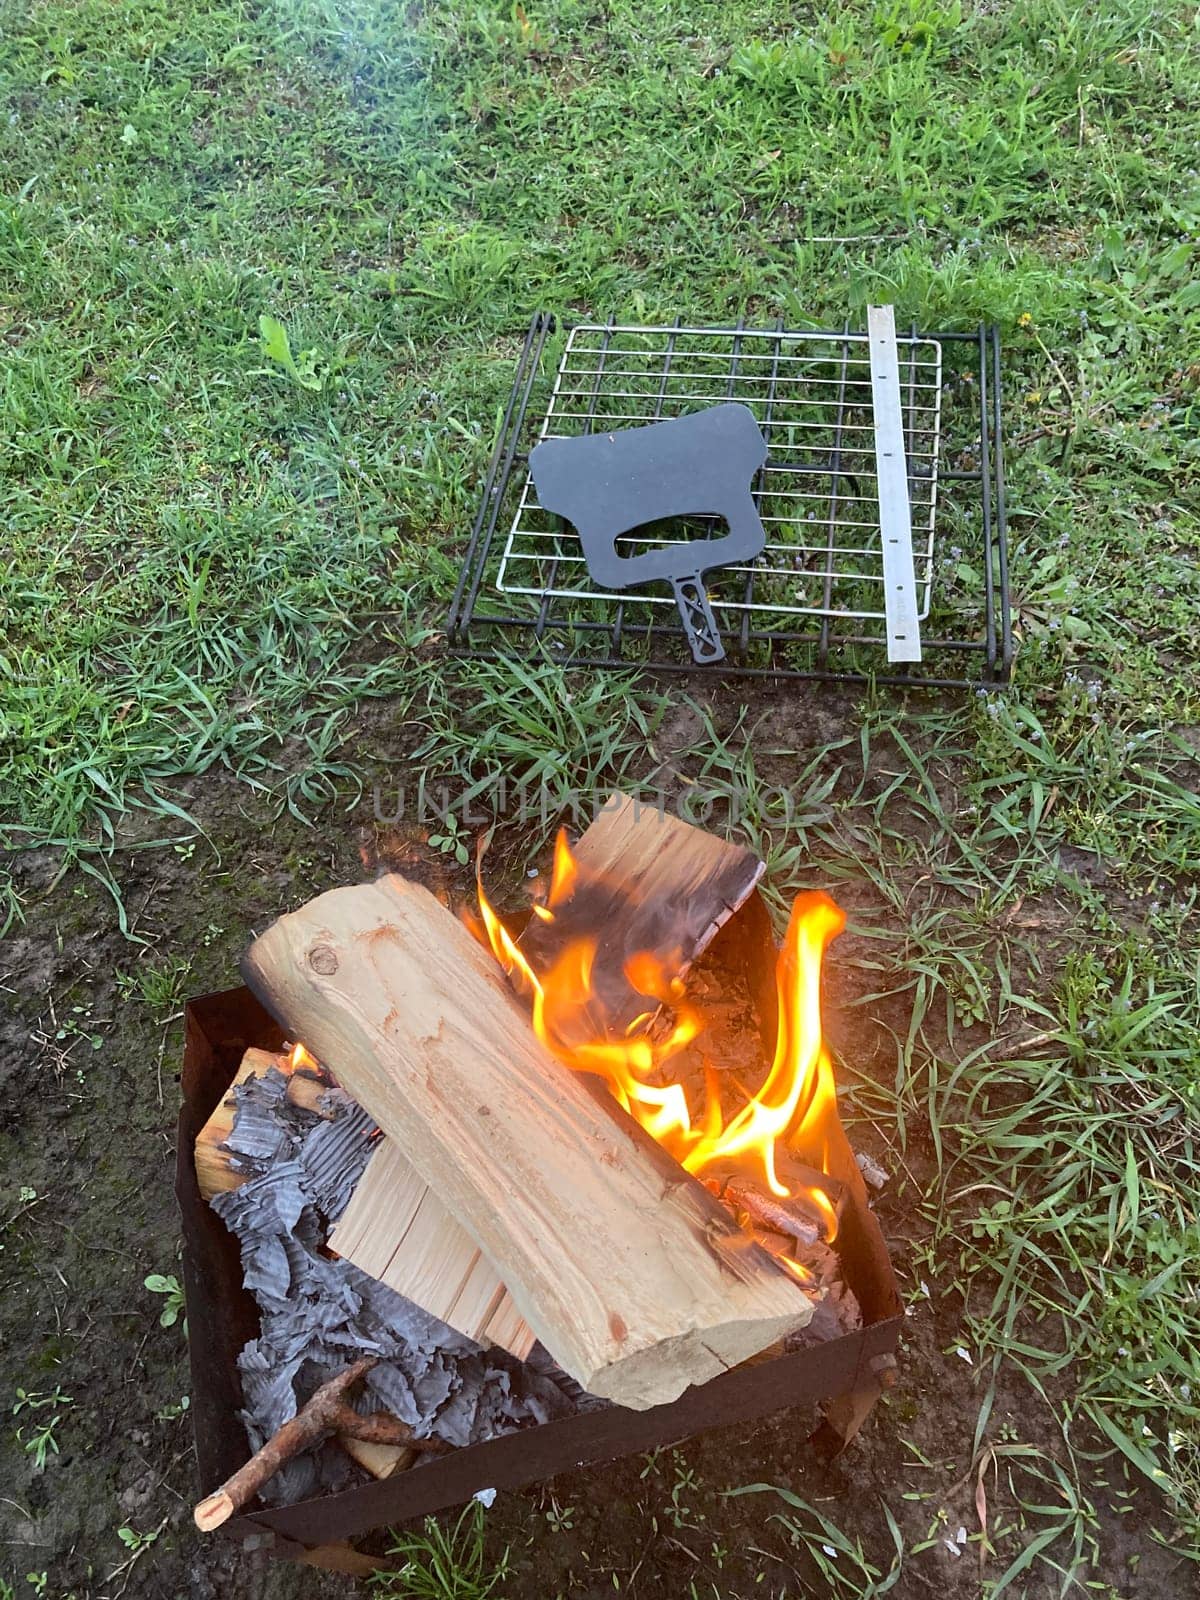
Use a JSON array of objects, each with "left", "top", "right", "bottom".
[
  {"left": 177, "top": 905, "right": 902, "bottom": 1572},
  {"left": 448, "top": 312, "right": 1010, "bottom": 687}
]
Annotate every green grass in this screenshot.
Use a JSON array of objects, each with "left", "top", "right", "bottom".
[
  {"left": 2, "top": 0, "right": 1199, "bottom": 1589},
  {"left": 2, "top": 0, "right": 1197, "bottom": 881},
  {"left": 819, "top": 700, "right": 1200, "bottom": 1583},
  {"left": 374, "top": 1504, "right": 510, "bottom": 1599},
  {"left": 729, "top": 1483, "right": 906, "bottom": 1596}
]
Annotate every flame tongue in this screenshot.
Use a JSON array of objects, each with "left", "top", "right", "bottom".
[
  {"left": 474, "top": 832, "right": 847, "bottom": 1241},
  {"left": 288, "top": 1041, "right": 320, "bottom": 1073},
  {"left": 681, "top": 892, "right": 846, "bottom": 1200}
]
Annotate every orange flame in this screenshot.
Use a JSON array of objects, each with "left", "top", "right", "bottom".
[
  {"left": 475, "top": 831, "right": 847, "bottom": 1245},
  {"left": 680, "top": 891, "right": 846, "bottom": 1204},
  {"left": 778, "top": 1254, "right": 815, "bottom": 1285},
  {"left": 289, "top": 1042, "right": 320, "bottom": 1073},
  {"left": 546, "top": 828, "right": 578, "bottom": 909}
]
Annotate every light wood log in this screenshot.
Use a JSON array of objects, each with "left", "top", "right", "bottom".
[
  {"left": 242, "top": 874, "right": 812, "bottom": 1409},
  {"left": 520, "top": 792, "right": 764, "bottom": 1031},
  {"left": 328, "top": 1140, "right": 536, "bottom": 1360},
  {"left": 339, "top": 1433, "right": 414, "bottom": 1479},
  {"left": 328, "top": 792, "right": 761, "bottom": 1363}
]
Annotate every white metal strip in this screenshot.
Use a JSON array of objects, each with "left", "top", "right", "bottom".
[{"left": 867, "top": 305, "right": 922, "bottom": 662}]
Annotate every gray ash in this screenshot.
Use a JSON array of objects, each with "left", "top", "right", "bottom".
[{"left": 210, "top": 1068, "right": 588, "bottom": 1506}]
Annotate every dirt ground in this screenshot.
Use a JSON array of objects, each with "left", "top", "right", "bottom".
[{"left": 1, "top": 685, "right": 1193, "bottom": 1600}]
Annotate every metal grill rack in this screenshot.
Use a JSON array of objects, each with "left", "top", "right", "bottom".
[{"left": 448, "top": 314, "right": 1010, "bottom": 686}]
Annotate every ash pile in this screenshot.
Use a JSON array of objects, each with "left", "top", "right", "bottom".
[{"left": 209, "top": 1064, "right": 593, "bottom": 1507}]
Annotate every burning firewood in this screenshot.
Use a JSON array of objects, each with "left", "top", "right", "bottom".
[
  {"left": 243, "top": 874, "right": 814, "bottom": 1410},
  {"left": 749, "top": 1225, "right": 862, "bottom": 1340},
  {"left": 702, "top": 1159, "right": 860, "bottom": 1339},
  {"left": 329, "top": 793, "right": 764, "bottom": 1362},
  {"left": 711, "top": 1176, "right": 826, "bottom": 1248},
  {"left": 193, "top": 1357, "right": 447, "bottom": 1531},
  {"left": 517, "top": 792, "right": 765, "bottom": 1031},
  {"left": 708, "top": 1155, "right": 848, "bottom": 1246}
]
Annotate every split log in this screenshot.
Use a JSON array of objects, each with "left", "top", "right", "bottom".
[
  {"left": 520, "top": 792, "right": 764, "bottom": 1031},
  {"left": 193, "top": 1358, "right": 445, "bottom": 1530},
  {"left": 243, "top": 874, "right": 813, "bottom": 1409},
  {"left": 328, "top": 792, "right": 763, "bottom": 1364},
  {"left": 328, "top": 1140, "right": 536, "bottom": 1360}
]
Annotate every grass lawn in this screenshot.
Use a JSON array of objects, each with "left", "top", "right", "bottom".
[{"left": 1, "top": 0, "right": 1199, "bottom": 1594}]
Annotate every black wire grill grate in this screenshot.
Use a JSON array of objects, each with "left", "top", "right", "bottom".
[{"left": 448, "top": 313, "right": 1011, "bottom": 686}]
